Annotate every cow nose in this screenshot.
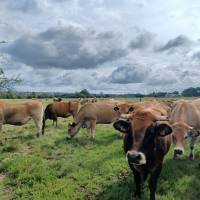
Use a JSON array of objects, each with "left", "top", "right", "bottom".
[
  {"left": 174, "top": 149, "right": 183, "bottom": 155},
  {"left": 127, "top": 152, "right": 142, "bottom": 164}
]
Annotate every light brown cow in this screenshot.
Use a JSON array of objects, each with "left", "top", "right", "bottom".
[
  {"left": 170, "top": 99, "right": 200, "bottom": 160},
  {"left": 113, "top": 100, "right": 172, "bottom": 200},
  {"left": 0, "top": 100, "right": 43, "bottom": 137},
  {"left": 68, "top": 101, "right": 134, "bottom": 138}
]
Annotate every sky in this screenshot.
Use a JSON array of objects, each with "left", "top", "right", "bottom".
[{"left": 0, "top": 0, "right": 200, "bottom": 94}]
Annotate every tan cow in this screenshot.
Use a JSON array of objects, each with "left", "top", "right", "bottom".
[
  {"left": 68, "top": 101, "right": 134, "bottom": 138},
  {"left": 170, "top": 99, "right": 200, "bottom": 160},
  {"left": 0, "top": 100, "right": 43, "bottom": 137}
]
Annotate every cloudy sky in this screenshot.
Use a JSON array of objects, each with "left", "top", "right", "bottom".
[{"left": 0, "top": 0, "right": 200, "bottom": 94}]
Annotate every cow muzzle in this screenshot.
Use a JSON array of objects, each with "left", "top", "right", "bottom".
[
  {"left": 127, "top": 151, "right": 146, "bottom": 165},
  {"left": 173, "top": 147, "right": 184, "bottom": 159}
]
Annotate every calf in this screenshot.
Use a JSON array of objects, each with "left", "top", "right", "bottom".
[
  {"left": 113, "top": 102, "right": 172, "bottom": 200},
  {"left": 0, "top": 100, "right": 43, "bottom": 137}
]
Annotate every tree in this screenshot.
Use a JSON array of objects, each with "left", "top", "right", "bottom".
[{"left": 0, "top": 68, "right": 22, "bottom": 91}]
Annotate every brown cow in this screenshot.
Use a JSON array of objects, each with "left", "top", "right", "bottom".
[
  {"left": 0, "top": 100, "right": 43, "bottom": 137},
  {"left": 42, "top": 100, "right": 88, "bottom": 134},
  {"left": 170, "top": 99, "right": 200, "bottom": 160},
  {"left": 68, "top": 102, "right": 134, "bottom": 139},
  {"left": 113, "top": 101, "right": 172, "bottom": 200}
]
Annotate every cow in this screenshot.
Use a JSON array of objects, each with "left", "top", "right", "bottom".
[
  {"left": 0, "top": 100, "right": 43, "bottom": 137},
  {"left": 42, "top": 100, "right": 87, "bottom": 134},
  {"left": 53, "top": 97, "right": 62, "bottom": 102},
  {"left": 113, "top": 101, "right": 172, "bottom": 200},
  {"left": 68, "top": 101, "right": 134, "bottom": 139},
  {"left": 170, "top": 99, "right": 200, "bottom": 160}
]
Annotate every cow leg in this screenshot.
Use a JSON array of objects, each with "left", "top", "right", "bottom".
[
  {"left": 189, "top": 137, "right": 197, "bottom": 160},
  {"left": 33, "top": 116, "right": 43, "bottom": 138},
  {"left": 129, "top": 163, "right": 141, "bottom": 198},
  {"left": 55, "top": 118, "right": 58, "bottom": 128},
  {"left": 90, "top": 120, "right": 96, "bottom": 139},
  {"left": 42, "top": 117, "right": 46, "bottom": 135},
  {"left": 149, "top": 165, "right": 162, "bottom": 200},
  {"left": 86, "top": 128, "right": 91, "bottom": 138}
]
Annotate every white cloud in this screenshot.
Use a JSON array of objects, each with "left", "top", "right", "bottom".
[{"left": 1, "top": 0, "right": 200, "bottom": 93}]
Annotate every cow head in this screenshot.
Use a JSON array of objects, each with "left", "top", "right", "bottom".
[
  {"left": 172, "top": 122, "right": 198, "bottom": 159},
  {"left": 68, "top": 122, "right": 81, "bottom": 138},
  {"left": 114, "top": 104, "right": 134, "bottom": 116},
  {"left": 113, "top": 109, "right": 172, "bottom": 165}
]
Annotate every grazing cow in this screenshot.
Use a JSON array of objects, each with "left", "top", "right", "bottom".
[
  {"left": 113, "top": 101, "right": 172, "bottom": 200},
  {"left": 170, "top": 99, "right": 200, "bottom": 160},
  {"left": 68, "top": 102, "right": 134, "bottom": 138},
  {"left": 42, "top": 100, "right": 87, "bottom": 134},
  {"left": 0, "top": 100, "right": 43, "bottom": 137}
]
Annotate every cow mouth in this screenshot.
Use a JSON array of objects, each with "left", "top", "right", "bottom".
[{"left": 129, "top": 161, "right": 146, "bottom": 166}]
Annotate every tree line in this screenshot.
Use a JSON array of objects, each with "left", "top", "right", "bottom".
[{"left": 0, "top": 68, "right": 199, "bottom": 98}]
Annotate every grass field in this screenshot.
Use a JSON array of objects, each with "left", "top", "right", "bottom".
[{"left": 0, "top": 99, "right": 200, "bottom": 200}]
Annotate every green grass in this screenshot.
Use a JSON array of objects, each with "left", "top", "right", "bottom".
[{"left": 0, "top": 98, "right": 200, "bottom": 200}]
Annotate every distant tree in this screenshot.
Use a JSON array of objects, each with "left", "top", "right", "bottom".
[
  {"left": 0, "top": 68, "right": 22, "bottom": 91},
  {"left": 78, "top": 89, "right": 91, "bottom": 98},
  {"left": 182, "top": 87, "right": 200, "bottom": 97}
]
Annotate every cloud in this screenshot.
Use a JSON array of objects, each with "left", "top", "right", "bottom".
[
  {"left": 110, "top": 64, "right": 149, "bottom": 84},
  {"left": 158, "top": 35, "right": 193, "bottom": 51},
  {"left": 129, "top": 31, "right": 155, "bottom": 50},
  {"left": 0, "top": 0, "right": 39, "bottom": 12},
  {"left": 146, "top": 70, "right": 179, "bottom": 86},
  {"left": 2, "top": 26, "right": 127, "bottom": 70}
]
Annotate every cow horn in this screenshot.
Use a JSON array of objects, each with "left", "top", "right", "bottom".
[
  {"left": 120, "top": 114, "right": 132, "bottom": 119},
  {"left": 155, "top": 115, "right": 169, "bottom": 121}
]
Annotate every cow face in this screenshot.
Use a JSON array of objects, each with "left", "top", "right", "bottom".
[
  {"left": 113, "top": 109, "right": 172, "bottom": 165},
  {"left": 114, "top": 104, "right": 134, "bottom": 116},
  {"left": 172, "top": 122, "right": 196, "bottom": 159},
  {"left": 68, "top": 122, "right": 79, "bottom": 138}
]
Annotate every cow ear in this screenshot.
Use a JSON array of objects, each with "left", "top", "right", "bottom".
[
  {"left": 114, "top": 106, "right": 120, "bottom": 111},
  {"left": 113, "top": 120, "right": 131, "bottom": 133},
  {"left": 156, "top": 124, "right": 172, "bottom": 137}
]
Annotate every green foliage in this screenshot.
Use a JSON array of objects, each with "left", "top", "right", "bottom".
[
  {"left": 182, "top": 87, "right": 200, "bottom": 97},
  {"left": 0, "top": 68, "right": 22, "bottom": 92}
]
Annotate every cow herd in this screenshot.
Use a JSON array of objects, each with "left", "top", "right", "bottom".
[{"left": 0, "top": 97, "right": 200, "bottom": 200}]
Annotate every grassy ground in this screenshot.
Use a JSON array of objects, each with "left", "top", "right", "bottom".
[{"left": 0, "top": 98, "right": 200, "bottom": 200}]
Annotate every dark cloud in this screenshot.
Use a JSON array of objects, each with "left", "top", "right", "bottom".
[
  {"left": 158, "top": 35, "right": 192, "bottom": 51},
  {"left": 110, "top": 65, "right": 149, "bottom": 84},
  {"left": 146, "top": 70, "right": 179, "bottom": 86},
  {"left": 0, "top": 0, "right": 39, "bottom": 12},
  {"left": 129, "top": 31, "right": 155, "bottom": 50},
  {"left": 2, "top": 26, "right": 127, "bottom": 69},
  {"left": 192, "top": 51, "right": 200, "bottom": 60}
]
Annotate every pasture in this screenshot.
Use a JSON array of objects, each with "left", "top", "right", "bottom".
[{"left": 0, "top": 99, "right": 200, "bottom": 200}]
